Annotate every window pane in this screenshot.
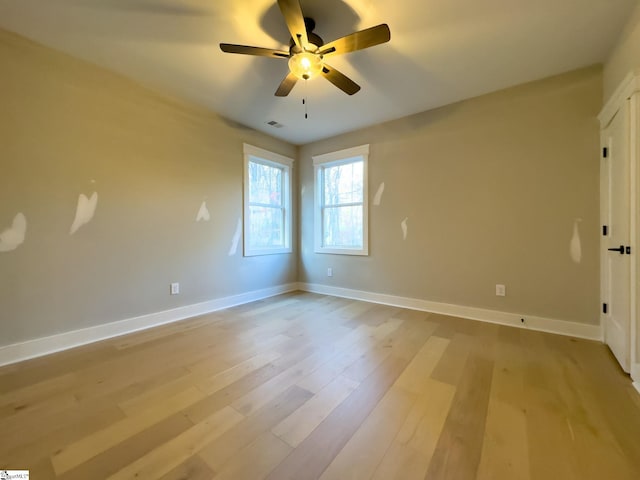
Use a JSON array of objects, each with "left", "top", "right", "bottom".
[
  {"left": 323, "top": 205, "right": 363, "bottom": 248},
  {"left": 249, "top": 206, "right": 284, "bottom": 249},
  {"left": 249, "top": 161, "right": 282, "bottom": 205},
  {"left": 323, "top": 161, "right": 363, "bottom": 206}
]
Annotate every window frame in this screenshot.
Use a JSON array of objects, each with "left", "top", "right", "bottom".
[
  {"left": 243, "top": 143, "right": 294, "bottom": 257},
  {"left": 313, "top": 144, "right": 369, "bottom": 256}
]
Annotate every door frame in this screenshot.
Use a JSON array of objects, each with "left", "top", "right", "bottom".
[
  {"left": 600, "top": 103, "right": 631, "bottom": 372},
  {"left": 599, "top": 69, "right": 640, "bottom": 386}
]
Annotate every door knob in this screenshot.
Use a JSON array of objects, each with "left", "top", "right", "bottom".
[{"left": 608, "top": 245, "right": 625, "bottom": 254}]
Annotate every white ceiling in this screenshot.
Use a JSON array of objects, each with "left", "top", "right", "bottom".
[{"left": 0, "top": 0, "right": 636, "bottom": 144}]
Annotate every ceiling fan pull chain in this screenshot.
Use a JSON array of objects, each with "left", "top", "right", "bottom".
[{"left": 303, "top": 78, "right": 308, "bottom": 119}]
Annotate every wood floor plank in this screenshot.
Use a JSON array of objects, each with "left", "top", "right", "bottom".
[
  {"left": 476, "top": 326, "right": 529, "bottom": 480},
  {"left": 183, "top": 359, "right": 302, "bottom": 426},
  {"left": 0, "top": 343, "right": 118, "bottom": 394},
  {"left": 396, "top": 383, "right": 457, "bottom": 450},
  {"left": 525, "top": 392, "right": 581, "bottom": 480},
  {"left": 340, "top": 321, "right": 412, "bottom": 383},
  {"left": 429, "top": 332, "right": 474, "bottom": 386},
  {"left": 371, "top": 437, "right": 426, "bottom": 480},
  {"left": 182, "top": 319, "right": 351, "bottom": 425},
  {"left": 321, "top": 311, "right": 449, "bottom": 479},
  {"left": 0, "top": 397, "right": 125, "bottom": 461},
  {"left": 58, "top": 413, "right": 194, "bottom": 480},
  {"left": 228, "top": 354, "right": 332, "bottom": 417},
  {"left": 22, "top": 457, "right": 56, "bottom": 479},
  {"left": 106, "top": 406, "right": 243, "bottom": 480},
  {"left": 0, "top": 372, "right": 77, "bottom": 411},
  {"left": 346, "top": 304, "right": 402, "bottom": 328},
  {"left": 75, "top": 330, "right": 214, "bottom": 377},
  {"left": 425, "top": 353, "right": 494, "bottom": 480},
  {"left": 196, "top": 351, "right": 282, "bottom": 395},
  {"left": 520, "top": 331, "right": 583, "bottom": 480},
  {"left": 332, "top": 299, "right": 376, "bottom": 320},
  {"left": 116, "top": 370, "right": 203, "bottom": 417},
  {"left": 395, "top": 335, "right": 450, "bottom": 394},
  {"left": 114, "top": 336, "right": 288, "bottom": 418},
  {"left": 113, "top": 315, "right": 219, "bottom": 350},
  {"left": 198, "top": 385, "right": 313, "bottom": 472},
  {"left": 273, "top": 375, "right": 359, "bottom": 447},
  {"left": 52, "top": 386, "right": 205, "bottom": 475},
  {"left": 342, "top": 318, "right": 440, "bottom": 387},
  {"left": 157, "top": 455, "right": 215, "bottom": 480},
  {"left": 106, "top": 365, "right": 191, "bottom": 406},
  {"left": 264, "top": 354, "right": 410, "bottom": 480},
  {"left": 319, "top": 385, "right": 416, "bottom": 480},
  {"left": 239, "top": 297, "right": 301, "bottom": 318},
  {"left": 0, "top": 391, "right": 79, "bottom": 434},
  {"left": 184, "top": 333, "right": 287, "bottom": 378},
  {"left": 525, "top": 332, "right": 639, "bottom": 479},
  {"left": 476, "top": 397, "right": 530, "bottom": 480},
  {"left": 210, "top": 431, "right": 292, "bottom": 480},
  {"left": 1, "top": 294, "right": 639, "bottom": 480},
  {"left": 372, "top": 379, "right": 455, "bottom": 480},
  {"left": 296, "top": 319, "right": 403, "bottom": 393}
]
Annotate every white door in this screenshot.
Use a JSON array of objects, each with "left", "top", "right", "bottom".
[{"left": 601, "top": 101, "right": 631, "bottom": 373}]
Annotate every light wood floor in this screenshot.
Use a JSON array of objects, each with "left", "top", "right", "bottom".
[{"left": 1, "top": 292, "right": 640, "bottom": 479}]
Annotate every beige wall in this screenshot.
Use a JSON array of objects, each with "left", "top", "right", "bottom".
[
  {"left": 299, "top": 67, "right": 602, "bottom": 325},
  {"left": 0, "top": 26, "right": 604, "bottom": 348},
  {"left": 0, "top": 30, "right": 297, "bottom": 346},
  {"left": 604, "top": 1, "right": 640, "bottom": 101}
]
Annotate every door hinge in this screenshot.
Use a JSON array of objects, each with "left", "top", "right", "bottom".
[
  {"left": 603, "top": 147, "right": 608, "bottom": 158},
  {"left": 602, "top": 225, "right": 608, "bottom": 236},
  {"left": 603, "top": 303, "right": 608, "bottom": 314}
]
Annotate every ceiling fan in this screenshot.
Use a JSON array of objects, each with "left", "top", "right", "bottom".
[{"left": 219, "top": 0, "right": 391, "bottom": 96}]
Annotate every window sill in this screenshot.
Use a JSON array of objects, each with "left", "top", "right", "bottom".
[
  {"left": 313, "top": 247, "right": 369, "bottom": 256},
  {"left": 244, "top": 248, "right": 293, "bottom": 257}
]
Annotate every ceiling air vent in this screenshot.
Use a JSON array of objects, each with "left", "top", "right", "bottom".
[{"left": 266, "top": 120, "right": 284, "bottom": 128}]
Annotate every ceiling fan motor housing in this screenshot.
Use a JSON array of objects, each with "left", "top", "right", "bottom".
[{"left": 289, "top": 18, "right": 324, "bottom": 54}]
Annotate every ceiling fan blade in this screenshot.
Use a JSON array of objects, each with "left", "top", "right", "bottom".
[
  {"left": 275, "top": 72, "right": 298, "bottom": 97},
  {"left": 277, "top": 0, "right": 309, "bottom": 49},
  {"left": 220, "top": 44, "right": 289, "bottom": 58},
  {"left": 317, "top": 24, "right": 391, "bottom": 57},
  {"left": 320, "top": 64, "right": 361, "bottom": 95}
]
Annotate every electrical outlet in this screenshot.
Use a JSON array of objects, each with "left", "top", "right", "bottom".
[
  {"left": 495, "top": 284, "right": 506, "bottom": 296},
  {"left": 327, "top": 267, "right": 333, "bottom": 277},
  {"left": 170, "top": 282, "right": 180, "bottom": 295}
]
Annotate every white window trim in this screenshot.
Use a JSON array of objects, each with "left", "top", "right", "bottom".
[
  {"left": 243, "top": 143, "right": 294, "bottom": 256},
  {"left": 313, "top": 144, "right": 369, "bottom": 255}
]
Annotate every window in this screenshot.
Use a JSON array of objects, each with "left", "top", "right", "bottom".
[
  {"left": 243, "top": 144, "right": 293, "bottom": 256},
  {"left": 313, "top": 144, "right": 369, "bottom": 255}
]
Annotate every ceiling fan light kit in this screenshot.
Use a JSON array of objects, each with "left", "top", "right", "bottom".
[
  {"left": 288, "top": 51, "right": 323, "bottom": 80},
  {"left": 220, "top": 0, "right": 391, "bottom": 96}
]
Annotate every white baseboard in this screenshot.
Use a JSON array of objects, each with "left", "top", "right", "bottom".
[
  {"left": 298, "top": 283, "right": 603, "bottom": 341},
  {"left": 0, "top": 282, "right": 603, "bottom": 368},
  {"left": 633, "top": 359, "right": 640, "bottom": 395},
  {"left": 0, "top": 283, "right": 298, "bottom": 367},
  {"left": 632, "top": 363, "right": 640, "bottom": 387}
]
